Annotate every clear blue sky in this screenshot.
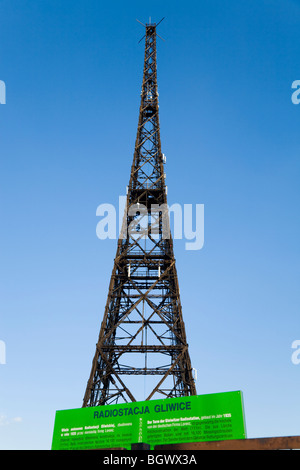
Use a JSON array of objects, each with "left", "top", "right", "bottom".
[{"left": 0, "top": 0, "right": 300, "bottom": 449}]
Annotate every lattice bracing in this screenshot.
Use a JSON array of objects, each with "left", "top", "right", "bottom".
[{"left": 83, "top": 22, "right": 196, "bottom": 407}]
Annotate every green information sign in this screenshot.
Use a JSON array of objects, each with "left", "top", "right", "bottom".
[{"left": 51, "top": 391, "right": 246, "bottom": 450}]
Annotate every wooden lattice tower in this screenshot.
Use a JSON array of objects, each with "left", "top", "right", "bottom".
[{"left": 83, "top": 21, "right": 196, "bottom": 407}]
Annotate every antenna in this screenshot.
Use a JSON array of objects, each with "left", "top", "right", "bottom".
[
  {"left": 156, "top": 33, "right": 165, "bottom": 42},
  {"left": 136, "top": 18, "right": 146, "bottom": 27},
  {"left": 136, "top": 18, "right": 146, "bottom": 43},
  {"left": 136, "top": 17, "right": 166, "bottom": 43},
  {"left": 156, "top": 16, "right": 165, "bottom": 27},
  {"left": 156, "top": 17, "right": 166, "bottom": 41}
]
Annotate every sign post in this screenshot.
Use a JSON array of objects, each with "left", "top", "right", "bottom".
[{"left": 51, "top": 391, "right": 246, "bottom": 450}]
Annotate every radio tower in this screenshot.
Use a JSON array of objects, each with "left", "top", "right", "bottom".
[{"left": 83, "top": 20, "right": 196, "bottom": 407}]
